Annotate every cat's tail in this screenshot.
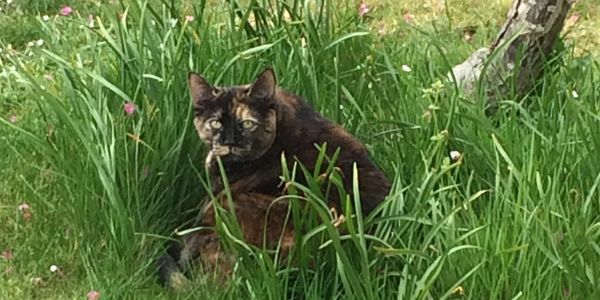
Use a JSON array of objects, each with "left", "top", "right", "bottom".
[{"left": 157, "top": 242, "right": 191, "bottom": 290}]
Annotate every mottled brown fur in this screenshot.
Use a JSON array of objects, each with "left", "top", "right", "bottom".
[{"left": 158, "top": 68, "right": 390, "bottom": 289}]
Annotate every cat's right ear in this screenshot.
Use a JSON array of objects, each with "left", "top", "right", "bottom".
[{"left": 188, "top": 72, "right": 215, "bottom": 103}]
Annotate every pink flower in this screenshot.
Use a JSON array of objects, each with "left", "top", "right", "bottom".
[
  {"left": 8, "top": 115, "right": 17, "bottom": 123},
  {"left": 403, "top": 13, "right": 414, "bottom": 23},
  {"left": 123, "top": 102, "right": 136, "bottom": 116},
  {"left": 358, "top": 1, "right": 369, "bottom": 17},
  {"left": 87, "top": 290, "right": 101, "bottom": 300},
  {"left": 60, "top": 6, "right": 73, "bottom": 16},
  {"left": 565, "top": 13, "right": 580, "bottom": 28},
  {"left": 185, "top": 15, "right": 194, "bottom": 22},
  {"left": 1, "top": 249, "right": 13, "bottom": 261},
  {"left": 569, "top": 14, "right": 580, "bottom": 23}
]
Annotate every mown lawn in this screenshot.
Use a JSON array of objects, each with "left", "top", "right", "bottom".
[{"left": 1, "top": 0, "right": 599, "bottom": 299}]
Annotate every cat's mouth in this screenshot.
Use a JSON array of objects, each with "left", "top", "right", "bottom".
[
  {"left": 212, "top": 145, "right": 231, "bottom": 156},
  {"left": 205, "top": 145, "right": 251, "bottom": 167},
  {"left": 212, "top": 145, "right": 252, "bottom": 157}
]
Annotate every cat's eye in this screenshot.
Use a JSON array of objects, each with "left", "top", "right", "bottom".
[
  {"left": 241, "top": 119, "right": 257, "bottom": 130},
  {"left": 208, "top": 119, "right": 222, "bottom": 130}
]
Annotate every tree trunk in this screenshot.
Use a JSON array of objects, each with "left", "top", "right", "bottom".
[{"left": 449, "top": 0, "right": 573, "bottom": 112}]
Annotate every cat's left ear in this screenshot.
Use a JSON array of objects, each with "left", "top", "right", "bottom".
[
  {"left": 249, "top": 68, "right": 277, "bottom": 100},
  {"left": 188, "top": 72, "right": 215, "bottom": 103}
]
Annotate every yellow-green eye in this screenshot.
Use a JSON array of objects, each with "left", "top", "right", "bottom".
[
  {"left": 241, "top": 119, "right": 256, "bottom": 129},
  {"left": 209, "top": 119, "right": 222, "bottom": 129}
]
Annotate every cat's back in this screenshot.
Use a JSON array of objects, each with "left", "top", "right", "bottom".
[
  {"left": 275, "top": 90, "right": 372, "bottom": 160},
  {"left": 274, "top": 89, "right": 390, "bottom": 213}
]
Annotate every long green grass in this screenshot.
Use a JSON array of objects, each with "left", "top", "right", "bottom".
[{"left": 1, "top": 0, "right": 599, "bottom": 299}]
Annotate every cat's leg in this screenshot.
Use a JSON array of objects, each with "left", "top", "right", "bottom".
[
  {"left": 158, "top": 192, "right": 295, "bottom": 290},
  {"left": 225, "top": 192, "right": 296, "bottom": 257},
  {"left": 191, "top": 192, "right": 295, "bottom": 265},
  {"left": 157, "top": 239, "right": 188, "bottom": 290}
]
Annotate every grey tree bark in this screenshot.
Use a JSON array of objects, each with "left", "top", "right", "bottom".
[{"left": 449, "top": 0, "right": 573, "bottom": 111}]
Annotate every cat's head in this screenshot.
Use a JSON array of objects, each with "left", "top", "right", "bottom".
[{"left": 188, "top": 68, "right": 278, "bottom": 163}]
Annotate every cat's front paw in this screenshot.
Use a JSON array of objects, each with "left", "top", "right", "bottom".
[
  {"left": 158, "top": 253, "right": 191, "bottom": 292},
  {"left": 168, "top": 271, "right": 191, "bottom": 291}
]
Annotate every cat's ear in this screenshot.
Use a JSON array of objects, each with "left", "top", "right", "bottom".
[
  {"left": 188, "top": 72, "right": 215, "bottom": 102},
  {"left": 249, "top": 68, "right": 277, "bottom": 99}
]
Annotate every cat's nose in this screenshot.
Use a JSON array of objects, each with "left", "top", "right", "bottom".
[{"left": 220, "top": 133, "right": 237, "bottom": 146}]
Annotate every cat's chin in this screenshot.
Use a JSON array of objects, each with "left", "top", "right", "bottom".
[{"left": 216, "top": 153, "right": 250, "bottom": 164}]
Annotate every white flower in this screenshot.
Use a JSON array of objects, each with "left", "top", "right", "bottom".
[
  {"left": 27, "top": 41, "right": 34, "bottom": 47},
  {"left": 169, "top": 18, "right": 177, "bottom": 27},
  {"left": 7, "top": 0, "right": 14, "bottom": 5},
  {"left": 450, "top": 150, "right": 462, "bottom": 161},
  {"left": 401, "top": 64, "right": 412, "bottom": 72},
  {"left": 571, "top": 90, "right": 579, "bottom": 98},
  {"left": 42, "top": 15, "right": 50, "bottom": 21},
  {"left": 49, "top": 265, "right": 58, "bottom": 272},
  {"left": 36, "top": 39, "right": 44, "bottom": 47}
]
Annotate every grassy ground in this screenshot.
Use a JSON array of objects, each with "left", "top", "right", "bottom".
[{"left": 1, "top": 0, "right": 599, "bottom": 299}]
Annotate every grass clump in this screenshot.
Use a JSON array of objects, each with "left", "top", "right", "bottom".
[{"left": 1, "top": 0, "right": 599, "bottom": 299}]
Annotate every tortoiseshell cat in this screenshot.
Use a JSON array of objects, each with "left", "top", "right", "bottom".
[{"left": 158, "top": 68, "right": 390, "bottom": 289}]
